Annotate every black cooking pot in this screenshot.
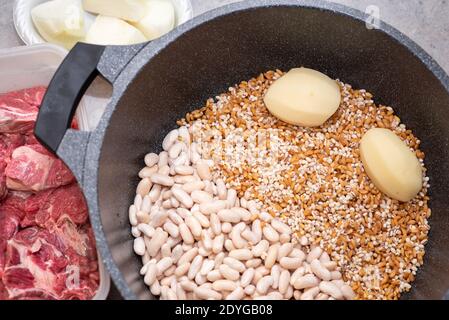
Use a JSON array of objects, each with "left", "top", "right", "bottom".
[{"left": 34, "top": 0, "right": 449, "bottom": 299}]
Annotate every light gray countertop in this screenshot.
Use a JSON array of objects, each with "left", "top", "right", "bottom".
[{"left": 1, "top": 0, "right": 448, "bottom": 72}]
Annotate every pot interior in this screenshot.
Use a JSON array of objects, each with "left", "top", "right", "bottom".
[{"left": 97, "top": 5, "right": 449, "bottom": 299}]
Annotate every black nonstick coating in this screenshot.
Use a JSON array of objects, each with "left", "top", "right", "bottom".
[{"left": 95, "top": 4, "right": 449, "bottom": 299}]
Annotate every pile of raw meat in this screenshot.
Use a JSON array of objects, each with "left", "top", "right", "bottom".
[{"left": 0, "top": 87, "right": 99, "bottom": 300}]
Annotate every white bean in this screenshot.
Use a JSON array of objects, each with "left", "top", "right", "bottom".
[
  {"left": 133, "top": 237, "right": 145, "bottom": 256},
  {"left": 307, "top": 246, "right": 323, "bottom": 263},
  {"left": 212, "top": 234, "right": 225, "bottom": 254},
  {"left": 195, "top": 273, "right": 207, "bottom": 286},
  {"left": 178, "top": 223, "right": 194, "bottom": 244},
  {"left": 194, "top": 286, "right": 222, "bottom": 300},
  {"left": 279, "top": 233, "right": 290, "bottom": 244},
  {"left": 289, "top": 248, "right": 306, "bottom": 260},
  {"left": 300, "top": 286, "right": 320, "bottom": 300},
  {"left": 280, "top": 257, "right": 304, "bottom": 270},
  {"left": 293, "top": 274, "right": 320, "bottom": 290},
  {"left": 245, "top": 259, "right": 262, "bottom": 269},
  {"left": 176, "top": 283, "right": 187, "bottom": 300},
  {"left": 322, "top": 261, "right": 338, "bottom": 271},
  {"left": 226, "top": 287, "right": 244, "bottom": 300},
  {"left": 252, "top": 220, "right": 262, "bottom": 243},
  {"left": 229, "top": 249, "right": 253, "bottom": 260},
  {"left": 319, "top": 281, "right": 343, "bottom": 300},
  {"left": 271, "top": 265, "right": 281, "bottom": 289},
  {"left": 212, "top": 280, "right": 238, "bottom": 292},
  {"left": 202, "top": 231, "right": 213, "bottom": 251},
  {"left": 221, "top": 222, "right": 232, "bottom": 233},
  {"left": 147, "top": 229, "right": 168, "bottom": 257},
  {"left": 216, "top": 179, "right": 227, "bottom": 200},
  {"left": 191, "top": 190, "right": 213, "bottom": 204},
  {"left": 163, "top": 221, "right": 179, "bottom": 238},
  {"left": 230, "top": 222, "right": 247, "bottom": 249},
  {"left": 162, "top": 129, "right": 179, "bottom": 151},
  {"left": 206, "top": 270, "right": 222, "bottom": 282},
  {"left": 149, "top": 210, "right": 168, "bottom": 227},
  {"left": 244, "top": 285, "right": 255, "bottom": 295},
  {"left": 199, "top": 259, "right": 215, "bottom": 276},
  {"left": 196, "top": 160, "right": 212, "bottom": 180},
  {"left": 145, "top": 153, "right": 159, "bottom": 167},
  {"left": 180, "top": 279, "right": 197, "bottom": 292},
  {"left": 256, "top": 275, "right": 273, "bottom": 294},
  {"left": 219, "top": 264, "right": 240, "bottom": 281},
  {"left": 278, "top": 270, "right": 290, "bottom": 295},
  {"left": 223, "top": 257, "right": 246, "bottom": 273},
  {"left": 175, "top": 263, "right": 190, "bottom": 277},
  {"left": 129, "top": 205, "right": 138, "bottom": 226},
  {"left": 226, "top": 189, "right": 237, "bottom": 209},
  {"left": 150, "top": 279, "right": 161, "bottom": 296},
  {"left": 265, "top": 244, "right": 279, "bottom": 268},
  {"left": 263, "top": 224, "right": 280, "bottom": 242},
  {"left": 144, "top": 263, "right": 157, "bottom": 286},
  {"left": 188, "top": 255, "right": 203, "bottom": 280},
  {"left": 167, "top": 211, "right": 182, "bottom": 226},
  {"left": 178, "top": 126, "right": 190, "bottom": 144},
  {"left": 341, "top": 284, "right": 356, "bottom": 300},
  {"left": 277, "top": 243, "right": 294, "bottom": 261},
  {"left": 159, "top": 165, "right": 170, "bottom": 175},
  {"left": 147, "top": 184, "right": 161, "bottom": 202},
  {"left": 210, "top": 213, "right": 221, "bottom": 235},
  {"left": 185, "top": 216, "right": 202, "bottom": 238},
  {"left": 200, "top": 200, "right": 227, "bottom": 215},
  {"left": 331, "top": 271, "right": 342, "bottom": 280},
  {"left": 161, "top": 243, "right": 171, "bottom": 258},
  {"left": 137, "top": 178, "right": 152, "bottom": 196},
  {"left": 174, "top": 165, "right": 194, "bottom": 175},
  {"left": 169, "top": 142, "right": 184, "bottom": 159},
  {"left": 241, "top": 229, "right": 258, "bottom": 244},
  {"left": 176, "top": 207, "right": 190, "bottom": 219},
  {"left": 156, "top": 257, "right": 173, "bottom": 275},
  {"left": 214, "top": 252, "right": 225, "bottom": 266},
  {"left": 271, "top": 219, "right": 291, "bottom": 234},
  {"left": 171, "top": 245, "right": 183, "bottom": 263},
  {"left": 173, "top": 174, "right": 196, "bottom": 184},
  {"left": 150, "top": 173, "right": 174, "bottom": 187},
  {"left": 141, "top": 195, "right": 152, "bottom": 213},
  {"left": 182, "top": 181, "right": 205, "bottom": 193},
  {"left": 252, "top": 240, "right": 269, "bottom": 257},
  {"left": 218, "top": 209, "right": 241, "bottom": 223}
]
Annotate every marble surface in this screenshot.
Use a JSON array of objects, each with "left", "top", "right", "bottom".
[{"left": 1, "top": 1, "right": 448, "bottom": 73}]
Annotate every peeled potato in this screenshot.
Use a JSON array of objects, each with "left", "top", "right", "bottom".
[
  {"left": 85, "top": 15, "right": 146, "bottom": 45},
  {"left": 132, "top": 0, "right": 175, "bottom": 40},
  {"left": 31, "top": 0, "right": 86, "bottom": 49},
  {"left": 82, "top": 0, "right": 147, "bottom": 22},
  {"left": 263, "top": 67, "right": 341, "bottom": 127},
  {"left": 360, "top": 128, "right": 422, "bottom": 202}
]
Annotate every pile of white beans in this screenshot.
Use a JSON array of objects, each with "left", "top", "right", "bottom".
[{"left": 129, "top": 126, "right": 356, "bottom": 300}]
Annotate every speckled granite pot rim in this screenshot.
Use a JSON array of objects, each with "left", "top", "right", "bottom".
[{"left": 78, "top": 0, "right": 449, "bottom": 300}]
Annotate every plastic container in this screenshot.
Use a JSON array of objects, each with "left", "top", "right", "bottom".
[
  {"left": 0, "top": 43, "right": 111, "bottom": 300},
  {"left": 13, "top": 0, "right": 194, "bottom": 48}
]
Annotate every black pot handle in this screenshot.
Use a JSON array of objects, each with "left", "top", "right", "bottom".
[
  {"left": 35, "top": 42, "right": 146, "bottom": 184},
  {"left": 35, "top": 42, "right": 105, "bottom": 153}
]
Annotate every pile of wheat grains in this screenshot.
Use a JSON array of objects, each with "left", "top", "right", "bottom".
[{"left": 177, "top": 70, "right": 431, "bottom": 300}]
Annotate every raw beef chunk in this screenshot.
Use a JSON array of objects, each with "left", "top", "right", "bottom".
[
  {"left": 21, "top": 183, "right": 88, "bottom": 228},
  {"left": 2, "top": 222, "right": 98, "bottom": 300},
  {"left": 0, "top": 95, "right": 38, "bottom": 134},
  {"left": 0, "top": 86, "right": 98, "bottom": 300},
  {"left": 0, "top": 135, "right": 25, "bottom": 199},
  {"left": 5, "top": 144, "right": 74, "bottom": 192},
  {"left": 0, "top": 161, "right": 6, "bottom": 200}
]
